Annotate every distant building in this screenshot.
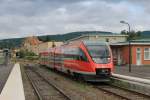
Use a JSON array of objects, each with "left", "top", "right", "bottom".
[
  {"left": 66, "top": 34, "right": 128, "bottom": 43},
  {"left": 38, "top": 41, "right": 63, "bottom": 53},
  {"left": 111, "top": 39, "right": 150, "bottom": 66},
  {"left": 22, "top": 36, "right": 63, "bottom": 55},
  {"left": 12, "top": 48, "right": 20, "bottom": 58},
  {"left": 22, "top": 36, "right": 42, "bottom": 53}
]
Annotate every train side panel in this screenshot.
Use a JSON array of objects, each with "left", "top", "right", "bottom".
[{"left": 40, "top": 41, "right": 114, "bottom": 82}]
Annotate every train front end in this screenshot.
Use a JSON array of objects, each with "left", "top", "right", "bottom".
[{"left": 82, "top": 41, "right": 113, "bottom": 82}]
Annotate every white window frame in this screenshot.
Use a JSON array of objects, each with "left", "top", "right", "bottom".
[{"left": 144, "top": 48, "right": 150, "bottom": 60}]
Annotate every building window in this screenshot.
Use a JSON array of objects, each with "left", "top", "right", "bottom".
[{"left": 144, "top": 48, "right": 150, "bottom": 60}]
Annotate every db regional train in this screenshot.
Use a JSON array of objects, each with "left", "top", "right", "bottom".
[{"left": 39, "top": 40, "right": 113, "bottom": 82}]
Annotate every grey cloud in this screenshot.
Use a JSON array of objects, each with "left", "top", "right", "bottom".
[
  {"left": 0, "top": 0, "right": 90, "bottom": 16},
  {"left": 0, "top": 0, "right": 150, "bottom": 39}
]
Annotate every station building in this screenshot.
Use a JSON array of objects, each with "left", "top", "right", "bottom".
[{"left": 111, "top": 39, "right": 150, "bottom": 66}]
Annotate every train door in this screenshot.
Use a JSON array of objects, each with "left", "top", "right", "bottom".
[{"left": 74, "top": 48, "right": 90, "bottom": 72}]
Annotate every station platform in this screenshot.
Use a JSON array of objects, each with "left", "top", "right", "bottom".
[
  {"left": 0, "top": 64, "right": 13, "bottom": 93},
  {"left": 0, "top": 63, "right": 25, "bottom": 100},
  {"left": 112, "top": 65, "right": 150, "bottom": 96},
  {"left": 114, "top": 65, "right": 150, "bottom": 80}
]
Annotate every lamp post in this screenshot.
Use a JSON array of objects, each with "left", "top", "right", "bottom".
[{"left": 120, "top": 20, "right": 131, "bottom": 72}]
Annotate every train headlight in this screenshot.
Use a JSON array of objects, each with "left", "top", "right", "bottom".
[
  {"left": 96, "top": 68, "right": 110, "bottom": 75},
  {"left": 107, "top": 57, "right": 111, "bottom": 63}
]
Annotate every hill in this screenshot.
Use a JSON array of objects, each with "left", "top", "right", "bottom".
[
  {"left": 38, "top": 31, "right": 113, "bottom": 42},
  {"left": 0, "top": 31, "right": 113, "bottom": 49},
  {"left": 0, "top": 30, "right": 149, "bottom": 49},
  {"left": 140, "top": 31, "right": 150, "bottom": 38},
  {"left": 0, "top": 38, "right": 23, "bottom": 49}
]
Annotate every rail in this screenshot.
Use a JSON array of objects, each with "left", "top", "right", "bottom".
[
  {"left": 25, "top": 67, "right": 71, "bottom": 100},
  {"left": 96, "top": 85, "right": 150, "bottom": 100},
  {"left": 96, "top": 86, "right": 130, "bottom": 100},
  {"left": 25, "top": 69, "right": 42, "bottom": 100}
]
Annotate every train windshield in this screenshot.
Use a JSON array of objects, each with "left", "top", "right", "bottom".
[{"left": 87, "top": 45, "right": 110, "bottom": 64}]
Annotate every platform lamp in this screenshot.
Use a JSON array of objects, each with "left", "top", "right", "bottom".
[{"left": 120, "top": 20, "right": 131, "bottom": 72}]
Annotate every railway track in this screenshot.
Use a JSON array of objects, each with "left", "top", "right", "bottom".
[
  {"left": 25, "top": 67, "right": 71, "bottom": 100},
  {"left": 45, "top": 67, "right": 150, "bottom": 100},
  {"left": 96, "top": 84, "right": 150, "bottom": 100},
  {"left": 24, "top": 65, "right": 150, "bottom": 100}
]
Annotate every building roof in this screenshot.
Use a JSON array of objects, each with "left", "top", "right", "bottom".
[
  {"left": 67, "top": 34, "right": 128, "bottom": 42},
  {"left": 110, "top": 38, "right": 150, "bottom": 46},
  {"left": 131, "top": 39, "right": 150, "bottom": 42}
]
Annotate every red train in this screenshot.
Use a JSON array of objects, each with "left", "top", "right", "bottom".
[{"left": 40, "top": 40, "right": 114, "bottom": 82}]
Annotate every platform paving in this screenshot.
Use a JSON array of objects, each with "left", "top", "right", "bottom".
[
  {"left": 0, "top": 63, "right": 25, "bottom": 100},
  {"left": 114, "top": 65, "right": 150, "bottom": 80},
  {"left": 0, "top": 64, "right": 13, "bottom": 93}
]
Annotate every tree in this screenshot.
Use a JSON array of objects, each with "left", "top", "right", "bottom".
[
  {"left": 137, "top": 31, "right": 141, "bottom": 37},
  {"left": 121, "top": 30, "right": 128, "bottom": 35},
  {"left": 120, "top": 30, "right": 141, "bottom": 40}
]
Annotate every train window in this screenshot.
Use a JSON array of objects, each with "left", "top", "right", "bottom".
[
  {"left": 62, "top": 47, "right": 78, "bottom": 60},
  {"left": 87, "top": 45, "right": 110, "bottom": 63},
  {"left": 62, "top": 47, "right": 88, "bottom": 62},
  {"left": 79, "top": 49, "right": 88, "bottom": 62}
]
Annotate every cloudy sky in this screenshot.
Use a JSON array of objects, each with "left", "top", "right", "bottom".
[{"left": 0, "top": 0, "right": 150, "bottom": 39}]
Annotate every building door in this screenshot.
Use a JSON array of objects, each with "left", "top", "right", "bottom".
[
  {"left": 117, "top": 49, "right": 121, "bottom": 65},
  {"left": 136, "top": 48, "right": 141, "bottom": 65}
]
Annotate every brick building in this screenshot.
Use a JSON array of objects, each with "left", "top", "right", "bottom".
[{"left": 111, "top": 39, "right": 150, "bottom": 66}]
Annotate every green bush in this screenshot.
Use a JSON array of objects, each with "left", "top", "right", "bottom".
[
  {"left": 17, "top": 50, "right": 38, "bottom": 60},
  {"left": 25, "top": 56, "right": 39, "bottom": 60}
]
